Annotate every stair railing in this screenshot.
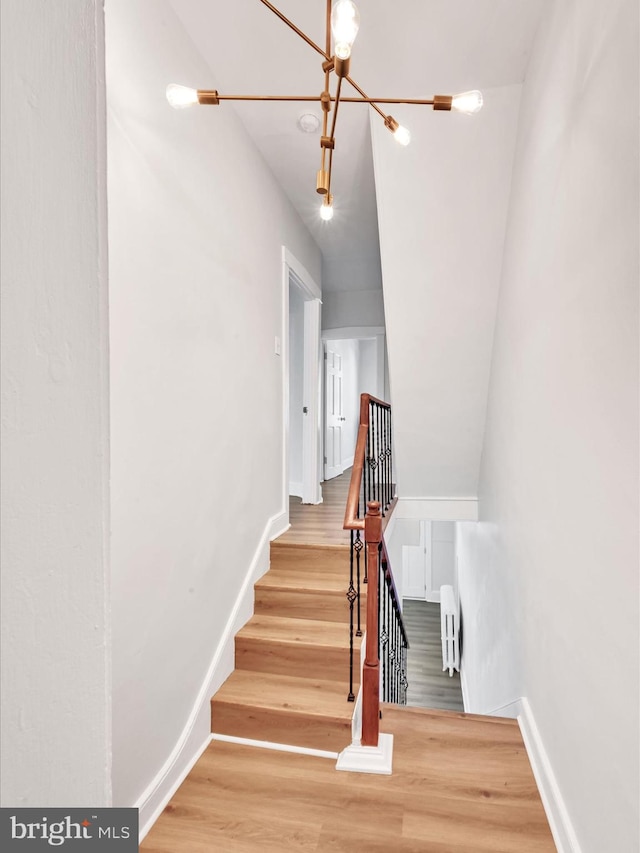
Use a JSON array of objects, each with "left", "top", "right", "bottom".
[{"left": 343, "top": 394, "right": 409, "bottom": 748}]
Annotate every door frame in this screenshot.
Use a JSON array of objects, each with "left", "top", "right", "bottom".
[
  {"left": 282, "top": 247, "right": 322, "bottom": 511},
  {"left": 321, "top": 326, "right": 387, "bottom": 481},
  {"left": 321, "top": 326, "right": 386, "bottom": 400}
]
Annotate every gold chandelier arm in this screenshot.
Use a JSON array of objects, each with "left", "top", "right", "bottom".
[
  {"left": 258, "top": 0, "right": 329, "bottom": 60},
  {"left": 326, "top": 76, "right": 344, "bottom": 196},
  {"left": 214, "top": 94, "right": 324, "bottom": 102},
  {"left": 330, "top": 78, "right": 343, "bottom": 138},
  {"left": 326, "top": 0, "right": 331, "bottom": 57},
  {"left": 341, "top": 97, "right": 436, "bottom": 105},
  {"left": 344, "top": 76, "right": 388, "bottom": 120},
  {"left": 327, "top": 147, "right": 334, "bottom": 197},
  {"left": 209, "top": 94, "right": 439, "bottom": 106}
]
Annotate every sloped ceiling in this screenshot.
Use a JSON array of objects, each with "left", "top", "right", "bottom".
[{"left": 170, "top": 0, "right": 546, "bottom": 496}]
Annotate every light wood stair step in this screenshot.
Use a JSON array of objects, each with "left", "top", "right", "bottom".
[
  {"left": 235, "top": 614, "right": 354, "bottom": 682},
  {"left": 269, "top": 541, "right": 352, "bottom": 575},
  {"left": 255, "top": 568, "right": 366, "bottom": 623},
  {"left": 254, "top": 583, "right": 365, "bottom": 623},
  {"left": 211, "top": 669, "right": 353, "bottom": 752}
]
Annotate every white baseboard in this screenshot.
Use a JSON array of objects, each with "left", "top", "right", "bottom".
[
  {"left": 460, "top": 665, "right": 470, "bottom": 712},
  {"left": 136, "top": 509, "right": 285, "bottom": 840},
  {"left": 211, "top": 733, "right": 338, "bottom": 760},
  {"left": 517, "top": 697, "right": 582, "bottom": 853},
  {"left": 395, "top": 497, "right": 478, "bottom": 521},
  {"left": 269, "top": 510, "right": 290, "bottom": 542},
  {"left": 485, "top": 697, "right": 522, "bottom": 719}
]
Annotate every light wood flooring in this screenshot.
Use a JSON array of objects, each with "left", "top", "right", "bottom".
[
  {"left": 142, "top": 705, "right": 555, "bottom": 853},
  {"left": 403, "top": 599, "right": 465, "bottom": 712},
  {"left": 278, "top": 471, "right": 353, "bottom": 545}
]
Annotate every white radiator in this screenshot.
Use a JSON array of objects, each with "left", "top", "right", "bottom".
[{"left": 440, "top": 585, "right": 460, "bottom": 677}]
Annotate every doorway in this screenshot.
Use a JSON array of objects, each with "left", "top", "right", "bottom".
[
  {"left": 282, "top": 248, "right": 322, "bottom": 513},
  {"left": 322, "top": 326, "right": 387, "bottom": 482}
]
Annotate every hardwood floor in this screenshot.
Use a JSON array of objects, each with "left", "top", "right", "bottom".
[
  {"left": 142, "top": 705, "right": 555, "bottom": 852},
  {"left": 403, "top": 599, "right": 465, "bottom": 712},
  {"left": 278, "top": 470, "right": 353, "bottom": 545}
]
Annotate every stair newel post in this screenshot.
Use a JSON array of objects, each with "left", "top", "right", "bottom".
[{"left": 362, "top": 500, "right": 382, "bottom": 747}]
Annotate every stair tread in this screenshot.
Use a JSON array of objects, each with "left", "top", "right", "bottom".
[
  {"left": 257, "top": 569, "right": 351, "bottom": 592},
  {"left": 271, "top": 541, "right": 350, "bottom": 553},
  {"left": 213, "top": 670, "right": 353, "bottom": 720},
  {"left": 237, "top": 614, "right": 350, "bottom": 649}
]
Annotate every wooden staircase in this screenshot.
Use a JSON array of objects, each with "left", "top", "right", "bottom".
[{"left": 210, "top": 541, "right": 363, "bottom": 753}]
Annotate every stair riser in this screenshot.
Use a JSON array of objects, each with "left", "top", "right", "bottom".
[
  {"left": 269, "top": 549, "right": 351, "bottom": 575},
  {"left": 211, "top": 700, "right": 352, "bottom": 752},
  {"left": 254, "top": 588, "right": 366, "bottom": 624},
  {"left": 235, "top": 636, "right": 355, "bottom": 685}
]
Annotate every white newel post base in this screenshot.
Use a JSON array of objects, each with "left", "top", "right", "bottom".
[{"left": 335, "top": 733, "right": 394, "bottom": 775}]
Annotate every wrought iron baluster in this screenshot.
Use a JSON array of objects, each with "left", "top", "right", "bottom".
[
  {"left": 396, "top": 609, "right": 401, "bottom": 703},
  {"left": 389, "top": 404, "right": 393, "bottom": 509},
  {"left": 355, "top": 527, "right": 363, "bottom": 637},
  {"left": 378, "top": 404, "right": 383, "bottom": 508}
]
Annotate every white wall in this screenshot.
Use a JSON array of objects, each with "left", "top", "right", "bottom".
[
  {"left": 358, "top": 339, "right": 378, "bottom": 400},
  {"left": 384, "top": 517, "right": 421, "bottom": 605},
  {"left": 106, "top": 0, "right": 321, "bottom": 808},
  {"left": 322, "top": 289, "right": 386, "bottom": 330},
  {"left": 372, "top": 85, "right": 522, "bottom": 498},
  {"left": 458, "top": 1, "right": 639, "bottom": 850},
  {"left": 0, "top": 0, "right": 111, "bottom": 806},
  {"left": 288, "top": 281, "right": 304, "bottom": 495}
]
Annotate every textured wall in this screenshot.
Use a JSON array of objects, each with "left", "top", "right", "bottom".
[{"left": 1, "top": 0, "right": 111, "bottom": 806}]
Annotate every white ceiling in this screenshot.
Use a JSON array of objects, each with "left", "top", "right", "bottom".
[{"left": 169, "top": 0, "right": 544, "bottom": 294}]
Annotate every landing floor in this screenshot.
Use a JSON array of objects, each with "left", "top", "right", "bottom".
[{"left": 142, "top": 705, "right": 555, "bottom": 852}]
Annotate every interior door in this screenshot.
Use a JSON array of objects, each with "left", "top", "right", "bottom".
[
  {"left": 324, "top": 344, "right": 344, "bottom": 480},
  {"left": 402, "top": 521, "right": 431, "bottom": 599}
]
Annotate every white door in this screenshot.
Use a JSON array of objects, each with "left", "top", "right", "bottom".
[
  {"left": 324, "top": 345, "right": 344, "bottom": 480},
  {"left": 402, "top": 521, "right": 432, "bottom": 599}
]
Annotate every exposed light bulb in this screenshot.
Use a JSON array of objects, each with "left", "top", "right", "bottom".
[
  {"left": 451, "top": 90, "right": 483, "bottom": 115},
  {"left": 393, "top": 125, "right": 411, "bottom": 146},
  {"left": 166, "top": 84, "right": 199, "bottom": 109},
  {"left": 320, "top": 200, "right": 334, "bottom": 221},
  {"left": 331, "top": 0, "right": 360, "bottom": 60}
]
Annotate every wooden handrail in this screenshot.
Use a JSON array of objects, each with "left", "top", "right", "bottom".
[
  {"left": 343, "top": 423, "right": 367, "bottom": 530},
  {"left": 344, "top": 393, "right": 393, "bottom": 530}
]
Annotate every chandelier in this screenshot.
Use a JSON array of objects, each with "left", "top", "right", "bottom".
[{"left": 167, "top": 0, "right": 483, "bottom": 221}]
